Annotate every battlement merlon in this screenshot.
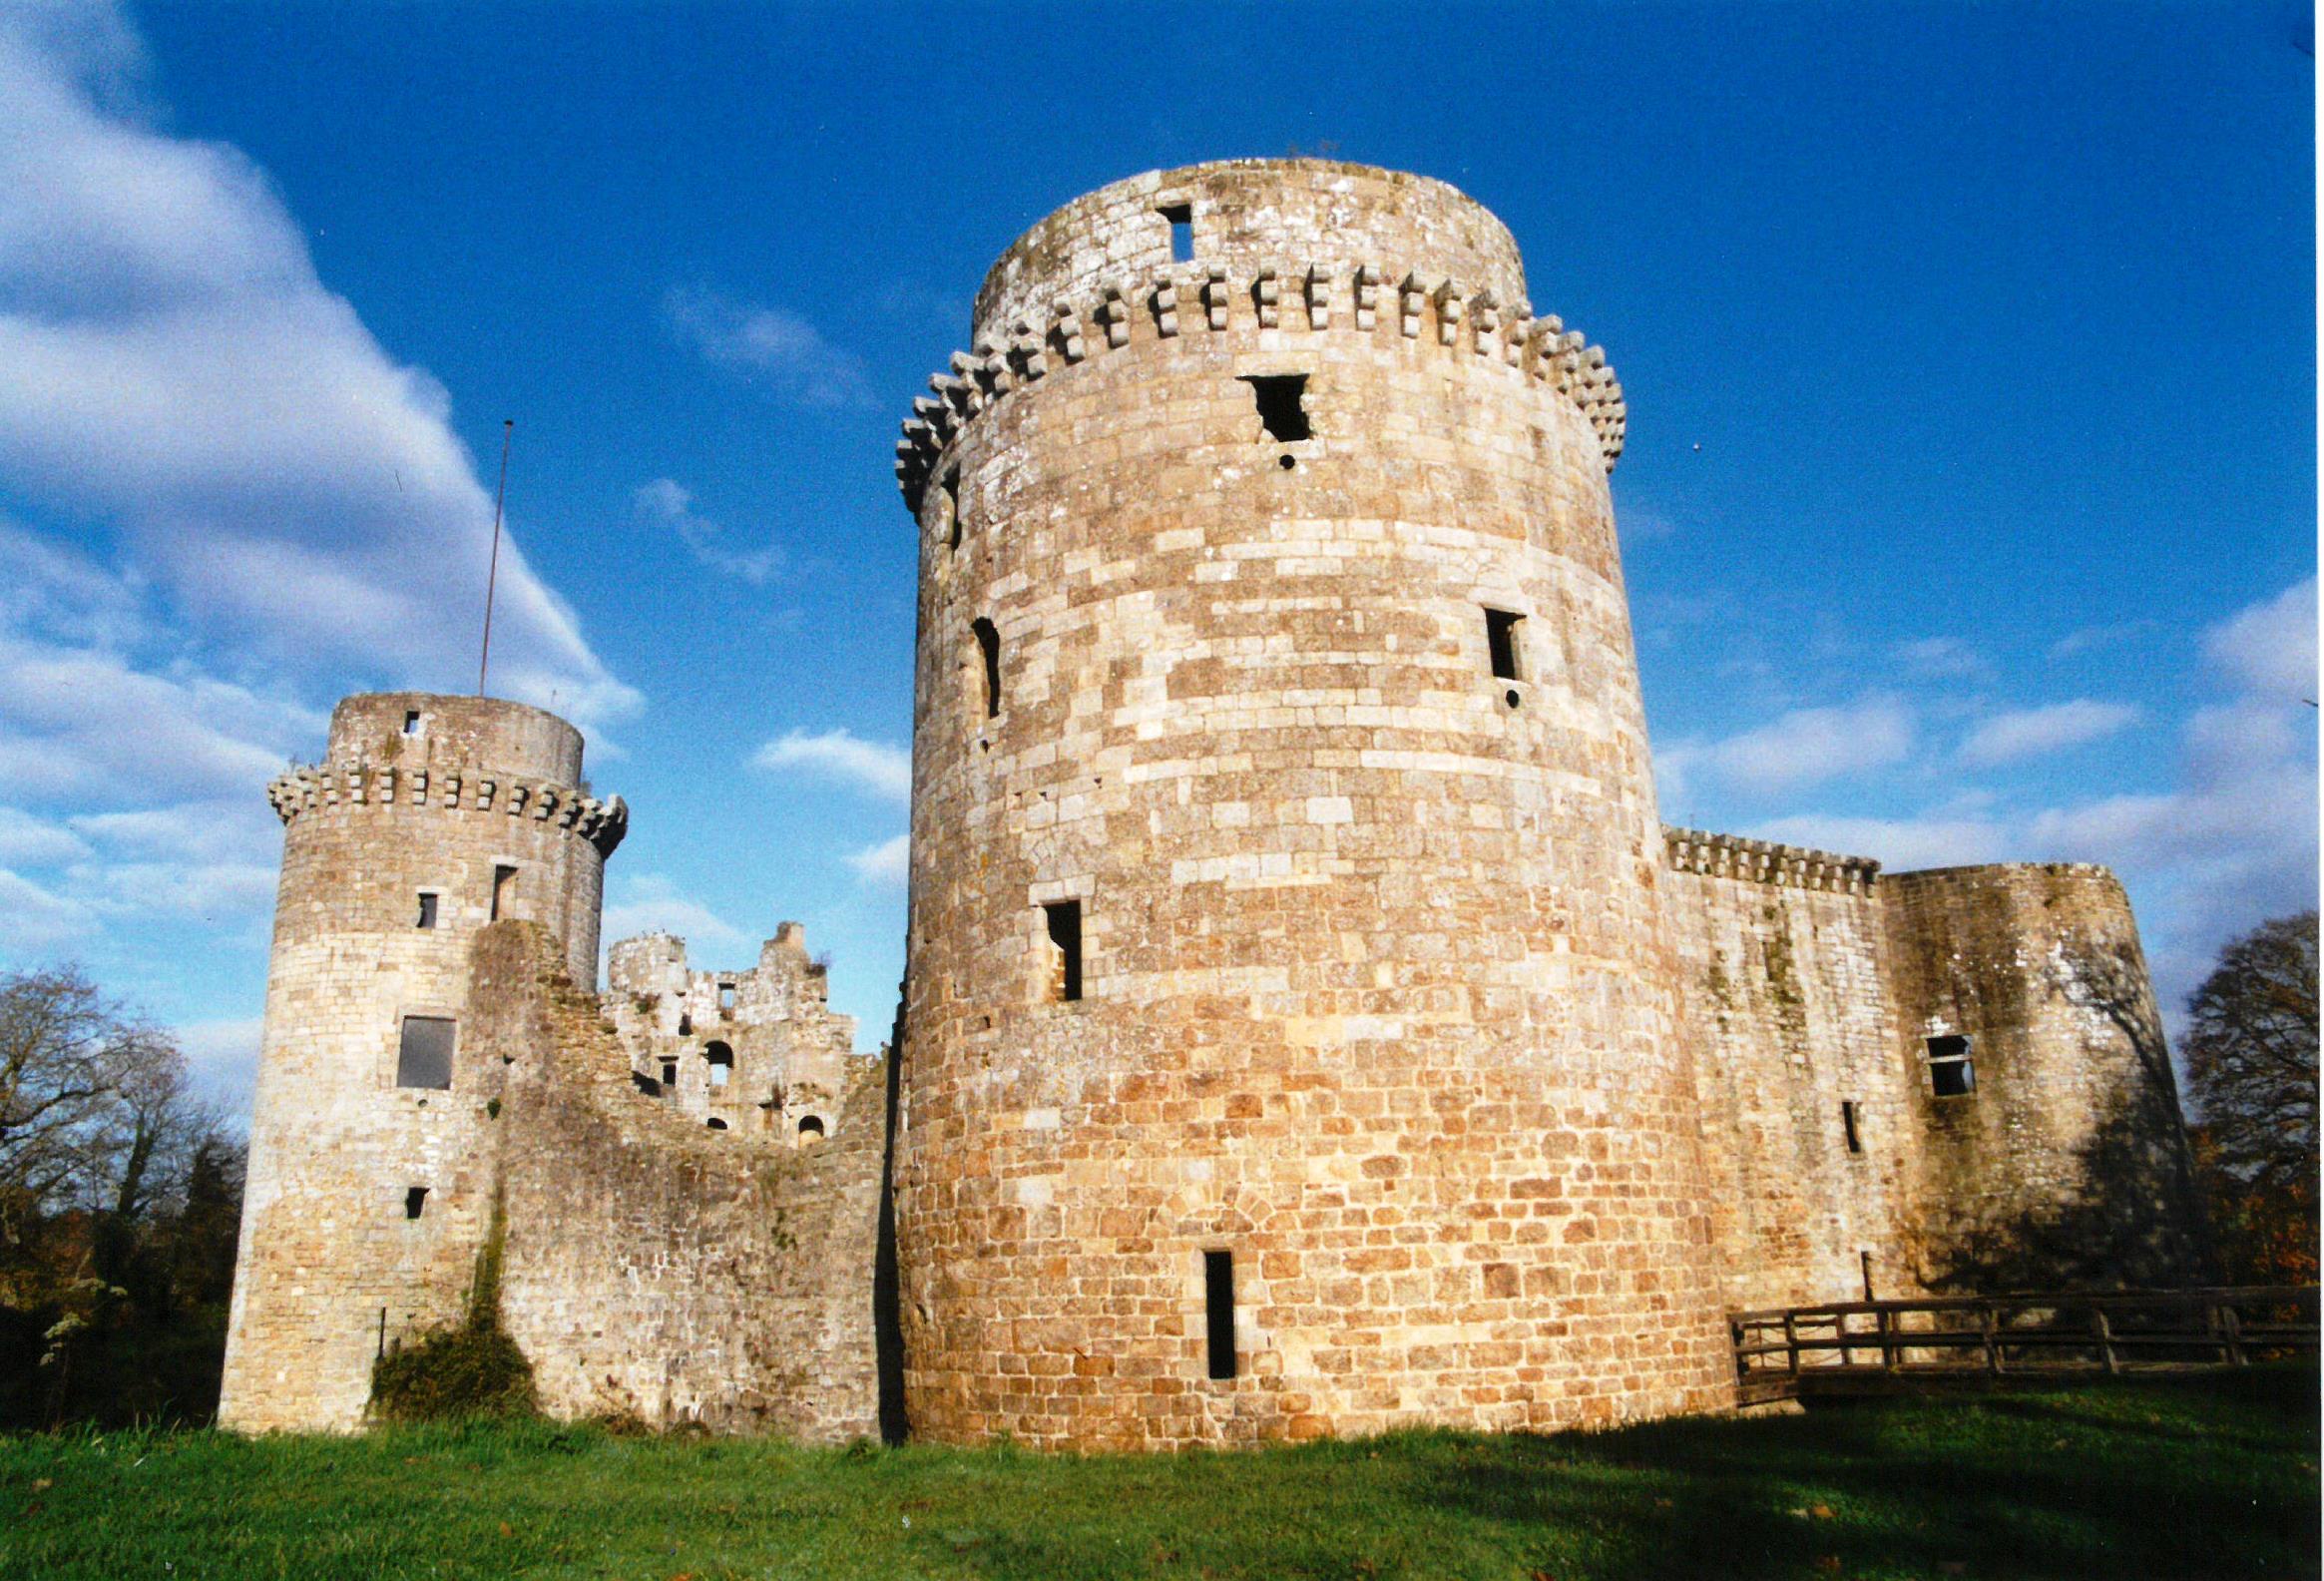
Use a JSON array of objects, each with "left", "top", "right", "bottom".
[
  {"left": 895, "top": 263, "right": 1624, "bottom": 510},
  {"left": 265, "top": 765, "right": 629, "bottom": 858},
  {"left": 1662, "top": 825, "right": 1882, "bottom": 895}
]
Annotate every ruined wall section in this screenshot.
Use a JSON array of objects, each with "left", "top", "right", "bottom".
[
  {"left": 895, "top": 160, "right": 1724, "bottom": 1450},
  {"left": 473, "top": 923, "right": 882, "bottom": 1441},
  {"left": 1660, "top": 830, "right": 1924, "bottom": 1313},
  {"left": 1882, "top": 863, "right": 2209, "bottom": 1291},
  {"left": 605, "top": 925, "right": 863, "bottom": 1141},
  {"left": 220, "top": 693, "right": 626, "bottom": 1433}
]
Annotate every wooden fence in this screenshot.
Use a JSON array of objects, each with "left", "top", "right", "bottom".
[{"left": 1729, "top": 1286, "right": 2319, "bottom": 1403}]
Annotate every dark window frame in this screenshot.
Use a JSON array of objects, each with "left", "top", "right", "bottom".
[{"left": 395, "top": 1014, "right": 455, "bottom": 1090}]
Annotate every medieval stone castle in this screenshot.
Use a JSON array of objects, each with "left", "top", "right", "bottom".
[{"left": 219, "top": 161, "right": 2207, "bottom": 1448}]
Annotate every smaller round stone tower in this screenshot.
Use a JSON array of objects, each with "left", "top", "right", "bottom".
[
  {"left": 1883, "top": 862, "right": 2209, "bottom": 1291},
  {"left": 218, "top": 692, "right": 626, "bottom": 1433}
]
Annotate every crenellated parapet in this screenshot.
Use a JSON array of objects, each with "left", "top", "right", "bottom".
[
  {"left": 894, "top": 263, "right": 1627, "bottom": 511},
  {"left": 1663, "top": 825, "right": 1881, "bottom": 895},
  {"left": 266, "top": 763, "right": 629, "bottom": 857}
]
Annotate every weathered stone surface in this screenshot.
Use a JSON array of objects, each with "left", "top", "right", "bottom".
[{"left": 221, "top": 160, "right": 2206, "bottom": 1451}]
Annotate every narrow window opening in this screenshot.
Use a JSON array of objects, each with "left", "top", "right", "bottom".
[
  {"left": 1841, "top": 1100, "right": 1864, "bottom": 1155},
  {"left": 798, "top": 1114, "right": 825, "bottom": 1139},
  {"left": 490, "top": 864, "right": 517, "bottom": 922},
  {"left": 660, "top": 1058, "right": 678, "bottom": 1092},
  {"left": 1203, "top": 1249, "right": 1236, "bottom": 1379},
  {"left": 705, "top": 1117, "right": 728, "bottom": 1132},
  {"left": 1043, "top": 899, "right": 1083, "bottom": 1002},
  {"left": 705, "top": 1041, "right": 733, "bottom": 1089},
  {"left": 1927, "top": 1034, "right": 1976, "bottom": 1098},
  {"left": 1484, "top": 608, "right": 1525, "bottom": 683},
  {"left": 942, "top": 467, "right": 962, "bottom": 553},
  {"left": 678, "top": 1012, "right": 692, "bottom": 1036},
  {"left": 404, "top": 1186, "right": 428, "bottom": 1221},
  {"left": 717, "top": 981, "right": 736, "bottom": 1011},
  {"left": 415, "top": 892, "right": 438, "bottom": 930},
  {"left": 402, "top": 710, "right": 421, "bottom": 736},
  {"left": 972, "top": 618, "right": 1002, "bottom": 718},
  {"left": 1859, "top": 1250, "right": 1877, "bottom": 1302},
  {"left": 1160, "top": 203, "right": 1192, "bottom": 263},
  {"left": 395, "top": 1015, "right": 455, "bottom": 1090},
  {"left": 1239, "top": 374, "right": 1311, "bottom": 442}
]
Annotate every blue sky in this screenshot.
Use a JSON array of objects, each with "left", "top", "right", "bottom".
[{"left": 0, "top": 1, "right": 2313, "bottom": 1114}]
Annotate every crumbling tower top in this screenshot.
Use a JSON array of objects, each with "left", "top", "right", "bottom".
[{"left": 971, "top": 159, "right": 1529, "bottom": 344}]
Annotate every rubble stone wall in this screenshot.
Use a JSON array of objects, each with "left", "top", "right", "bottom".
[{"left": 1661, "top": 830, "right": 1923, "bottom": 1314}]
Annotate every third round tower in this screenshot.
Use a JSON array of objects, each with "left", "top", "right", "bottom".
[{"left": 892, "top": 160, "right": 1734, "bottom": 1447}]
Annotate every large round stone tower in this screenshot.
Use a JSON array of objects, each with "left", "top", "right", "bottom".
[
  {"left": 890, "top": 160, "right": 1735, "bottom": 1448},
  {"left": 219, "top": 693, "right": 626, "bottom": 1432}
]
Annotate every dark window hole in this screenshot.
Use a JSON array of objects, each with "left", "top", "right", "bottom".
[
  {"left": 1204, "top": 1250, "right": 1236, "bottom": 1379},
  {"left": 1160, "top": 203, "right": 1192, "bottom": 262},
  {"left": 1239, "top": 374, "right": 1310, "bottom": 442}
]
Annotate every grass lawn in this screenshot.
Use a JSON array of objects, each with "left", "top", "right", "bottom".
[{"left": 2, "top": 1368, "right": 2314, "bottom": 1581}]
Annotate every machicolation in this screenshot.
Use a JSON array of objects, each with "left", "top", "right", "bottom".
[{"left": 221, "top": 160, "right": 2208, "bottom": 1448}]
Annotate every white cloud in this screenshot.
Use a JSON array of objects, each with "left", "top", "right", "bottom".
[
  {"left": 601, "top": 873, "right": 751, "bottom": 955},
  {"left": 1659, "top": 698, "right": 1914, "bottom": 801},
  {"left": 1748, "top": 813, "right": 2011, "bottom": 873},
  {"left": 0, "top": 805, "right": 90, "bottom": 865},
  {"left": 1957, "top": 699, "right": 2139, "bottom": 767},
  {"left": 752, "top": 728, "right": 912, "bottom": 801},
  {"left": 2201, "top": 576, "right": 2316, "bottom": 702},
  {"left": 632, "top": 478, "right": 782, "bottom": 585},
  {"left": 0, "top": 634, "right": 316, "bottom": 803},
  {"left": 1891, "top": 636, "right": 1988, "bottom": 680},
  {"left": 0, "top": 6, "right": 638, "bottom": 729},
  {"left": 845, "top": 832, "right": 910, "bottom": 886},
  {"left": 0, "top": 867, "right": 98, "bottom": 950},
  {"left": 664, "top": 285, "right": 874, "bottom": 408},
  {"left": 174, "top": 1014, "right": 261, "bottom": 1118}
]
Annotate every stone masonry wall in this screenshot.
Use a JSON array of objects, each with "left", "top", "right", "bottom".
[
  {"left": 605, "top": 924, "right": 860, "bottom": 1141},
  {"left": 1661, "top": 830, "right": 1925, "bottom": 1313},
  {"left": 1882, "top": 863, "right": 2209, "bottom": 1291},
  {"left": 893, "top": 160, "right": 1727, "bottom": 1450},
  {"left": 220, "top": 694, "right": 625, "bottom": 1433},
  {"left": 471, "top": 924, "right": 882, "bottom": 1441}
]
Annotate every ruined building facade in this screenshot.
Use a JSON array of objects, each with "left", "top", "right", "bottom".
[{"left": 220, "top": 161, "right": 2206, "bottom": 1444}]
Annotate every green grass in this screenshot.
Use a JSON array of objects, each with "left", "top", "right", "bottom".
[{"left": 2, "top": 1369, "right": 2314, "bottom": 1580}]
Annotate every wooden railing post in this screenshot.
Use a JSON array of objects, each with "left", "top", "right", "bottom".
[
  {"left": 2091, "top": 1306, "right": 2117, "bottom": 1374},
  {"left": 2221, "top": 1303, "right": 2247, "bottom": 1366},
  {"left": 1879, "top": 1307, "right": 1896, "bottom": 1372},
  {"left": 1982, "top": 1302, "right": 2003, "bottom": 1375},
  {"left": 1782, "top": 1310, "right": 1800, "bottom": 1376}
]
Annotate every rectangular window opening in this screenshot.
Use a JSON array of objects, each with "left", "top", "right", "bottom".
[
  {"left": 404, "top": 1186, "right": 429, "bottom": 1221},
  {"left": 1927, "top": 1033, "right": 1976, "bottom": 1098},
  {"left": 1043, "top": 899, "right": 1083, "bottom": 1002},
  {"left": 1203, "top": 1249, "right": 1236, "bottom": 1379},
  {"left": 1160, "top": 203, "right": 1192, "bottom": 263},
  {"left": 973, "top": 617, "right": 1003, "bottom": 719},
  {"left": 660, "top": 1059, "right": 679, "bottom": 1093},
  {"left": 942, "top": 467, "right": 963, "bottom": 553},
  {"left": 402, "top": 710, "right": 421, "bottom": 736},
  {"left": 1239, "top": 373, "right": 1311, "bottom": 443},
  {"left": 395, "top": 1015, "right": 455, "bottom": 1090},
  {"left": 718, "top": 982, "right": 736, "bottom": 1011},
  {"left": 1484, "top": 608, "right": 1525, "bottom": 682},
  {"left": 1859, "top": 1250, "right": 1877, "bottom": 1303},
  {"left": 490, "top": 864, "right": 517, "bottom": 922},
  {"left": 415, "top": 892, "right": 438, "bottom": 930},
  {"left": 1841, "top": 1099, "right": 1864, "bottom": 1155}
]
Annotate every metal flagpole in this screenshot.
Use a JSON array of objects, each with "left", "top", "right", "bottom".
[{"left": 478, "top": 419, "right": 513, "bottom": 696}]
